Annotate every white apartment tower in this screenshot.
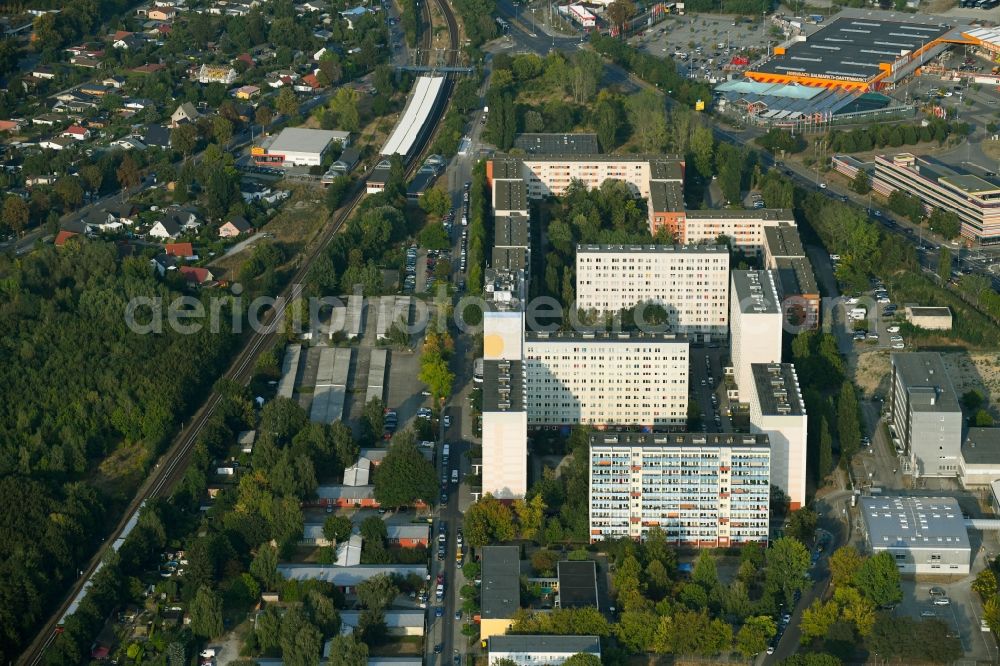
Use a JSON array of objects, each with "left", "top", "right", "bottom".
[
  {"left": 524, "top": 332, "right": 689, "bottom": 428},
  {"left": 589, "top": 432, "right": 771, "bottom": 547},
  {"left": 730, "top": 270, "right": 783, "bottom": 399},
  {"left": 575, "top": 244, "right": 730, "bottom": 342},
  {"left": 481, "top": 311, "right": 528, "bottom": 499},
  {"left": 748, "top": 363, "right": 808, "bottom": 510}
]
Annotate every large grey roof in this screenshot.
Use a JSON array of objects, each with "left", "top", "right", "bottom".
[
  {"left": 649, "top": 180, "right": 685, "bottom": 212},
  {"left": 557, "top": 560, "right": 598, "bottom": 609},
  {"left": 774, "top": 256, "right": 819, "bottom": 296},
  {"left": 764, "top": 223, "right": 805, "bottom": 259},
  {"left": 489, "top": 634, "right": 601, "bottom": 654},
  {"left": 753, "top": 16, "right": 952, "bottom": 82},
  {"left": 861, "top": 496, "right": 969, "bottom": 551},
  {"left": 480, "top": 546, "right": 520, "bottom": 619},
  {"left": 269, "top": 127, "right": 346, "bottom": 154},
  {"left": 891, "top": 352, "right": 960, "bottom": 413},
  {"left": 961, "top": 428, "right": 1000, "bottom": 466},
  {"left": 494, "top": 179, "right": 527, "bottom": 211},
  {"left": 576, "top": 243, "right": 728, "bottom": 254}
]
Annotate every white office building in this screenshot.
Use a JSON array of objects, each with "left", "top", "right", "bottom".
[
  {"left": 890, "top": 353, "right": 963, "bottom": 479},
  {"left": 748, "top": 363, "right": 808, "bottom": 510},
  {"left": 860, "top": 496, "right": 970, "bottom": 575},
  {"left": 730, "top": 270, "right": 783, "bottom": 398},
  {"left": 489, "top": 635, "right": 601, "bottom": 666},
  {"left": 524, "top": 332, "right": 689, "bottom": 428},
  {"left": 589, "top": 431, "right": 771, "bottom": 546},
  {"left": 575, "top": 244, "right": 730, "bottom": 342}
]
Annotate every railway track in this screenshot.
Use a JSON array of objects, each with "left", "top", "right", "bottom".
[{"left": 19, "top": 3, "right": 463, "bottom": 664}]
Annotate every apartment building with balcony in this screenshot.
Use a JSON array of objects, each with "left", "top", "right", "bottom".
[
  {"left": 653, "top": 209, "right": 795, "bottom": 256},
  {"left": 589, "top": 432, "right": 771, "bottom": 546},
  {"left": 523, "top": 332, "right": 689, "bottom": 428},
  {"left": 575, "top": 244, "right": 730, "bottom": 342}
]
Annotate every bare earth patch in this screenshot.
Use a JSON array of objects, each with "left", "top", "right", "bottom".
[{"left": 854, "top": 349, "right": 1000, "bottom": 417}]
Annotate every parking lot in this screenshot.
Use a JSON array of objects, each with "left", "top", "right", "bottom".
[
  {"left": 632, "top": 14, "right": 774, "bottom": 83},
  {"left": 689, "top": 345, "right": 732, "bottom": 433},
  {"left": 897, "top": 577, "right": 998, "bottom": 663}
]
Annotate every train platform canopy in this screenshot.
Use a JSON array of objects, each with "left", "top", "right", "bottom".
[
  {"left": 380, "top": 76, "right": 445, "bottom": 159},
  {"left": 748, "top": 14, "right": 954, "bottom": 88}
]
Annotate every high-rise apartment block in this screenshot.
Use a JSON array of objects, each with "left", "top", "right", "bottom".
[
  {"left": 748, "top": 363, "right": 807, "bottom": 509},
  {"left": 890, "top": 353, "right": 963, "bottom": 478},
  {"left": 729, "top": 270, "right": 783, "bottom": 397},
  {"left": 575, "top": 244, "right": 730, "bottom": 342},
  {"left": 482, "top": 311, "right": 528, "bottom": 499},
  {"left": 589, "top": 432, "right": 771, "bottom": 546},
  {"left": 523, "top": 332, "right": 689, "bottom": 428}
]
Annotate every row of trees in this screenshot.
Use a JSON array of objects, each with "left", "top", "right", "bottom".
[{"left": 826, "top": 118, "right": 960, "bottom": 153}]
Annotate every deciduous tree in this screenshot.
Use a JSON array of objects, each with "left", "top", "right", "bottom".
[
  {"left": 464, "top": 495, "right": 516, "bottom": 546},
  {"left": 854, "top": 551, "right": 901, "bottom": 608},
  {"left": 373, "top": 437, "right": 437, "bottom": 507},
  {"left": 190, "top": 586, "right": 224, "bottom": 638},
  {"left": 736, "top": 616, "right": 777, "bottom": 658}
]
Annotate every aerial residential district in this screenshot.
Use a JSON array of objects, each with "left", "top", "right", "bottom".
[{"left": 5, "top": 0, "right": 1000, "bottom": 664}]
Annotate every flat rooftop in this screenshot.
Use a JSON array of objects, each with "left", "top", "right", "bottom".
[
  {"left": 590, "top": 431, "right": 771, "bottom": 449},
  {"left": 908, "top": 306, "right": 952, "bottom": 317},
  {"left": 268, "top": 127, "right": 345, "bottom": 154},
  {"left": 686, "top": 208, "right": 794, "bottom": 221},
  {"left": 754, "top": 16, "right": 952, "bottom": 82},
  {"left": 513, "top": 133, "right": 600, "bottom": 155},
  {"left": 764, "top": 222, "right": 805, "bottom": 258},
  {"left": 774, "top": 256, "right": 819, "bottom": 296},
  {"left": 494, "top": 179, "right": 527, "bottom": 211},
  {"left": 492, "top": 247, "right": 528, "bottom": 271},
  {"left": 482, "top": 360, "right": 524, "bottom": 412},
  {"left": 491, "top": 157, "right": 522, "bottom": 180},
  {"left": 557, "top": 560, "right": 599, "bottom": 609},
  {"left": 962, "top": 428, "right": 1000, "bottom": 466},
  {"left": 576, "top": 243, "right": 728, "bottom": 254},
  {"left": 861, "top": 496, "right": 969, "bottom": 551},
  {"left": 892, "top": 352, "right": 960, "bottom": 413},
  {"left": 489, "top": 635, "right": 601, "bottom": 655},
  {"left": 495, "top": 214, "right": 529, "bottom": 248},
  {"left": 939, "top": 174, "right": 1000, "bottom": 196},
  {"left": 525, "top": 331, "right": 688, "bottom": 343},
  {"left": 511, "top": 152, "right": 683, "bottom": 163},
  {"left": 650, "top": 159, "right": 685, "bottom": 181},
  {"left": 480, "top": 546, "right": 520, "bottom": 620},
  {"left": 751, "top": 363, "right": 806, "bottom": 416},
  {"left": 732, "top": 270, "right": 781, "bottom": 314},
  {"left": 649, "top": 180, "right": 685, "bottom": 213}
]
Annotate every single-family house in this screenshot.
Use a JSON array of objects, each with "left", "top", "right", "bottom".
[
  {"left": 170, "top": 102, "right": 201, "bottom": 127},
  {"left": 219, "top": 216, "right": 252, "bottom": 238},
  {"left": 165, "top": 242, "right": 197, "bottom": 259},
  {"left": 71, "top": 57, "right": 104, "bottom": 69},
  {"left": 234, "top": 84, "right": 260, "bottom": 100},
  {"left": 31, "top": 65, "right": 57, "bottom": 80},
  {"left": 162, "top": 206, "right": 200, "bottom": 231},
  {"left": 0, "top": 119, "right": 24, "bottom": 132},
  {"left": 55, "top": 230, "right": 81, "bottom": 247},
  {"left": 295, "top": 73, "right": 322, "bottom": 92},
  {"left": 142, "top": 124, "right": 171, "bottom": 149},
  {"left": 386, "top": 524, "right": 430, "bottom": 548},
  {"left": 149, "top": 218, "right": 181, "bottom": 239},
  {"left": 38, "top": 137, "right": 76, "bottom": 151},
  {"left": 61, "top": 125, "right": 91, "bottom": 141},
  {"left": 114, "top": 34, "right": 147, "bottom": 50},
  {"left": 195, "top": 64, "right": 237, "bottom": 85},
  {"left": 123, "top": 98, "right": 153, "bottom": 111},
  {"left": 180, "top": 266, "right": 214, "bottom": 284},
  {"left": 112, "top": 137, "right": 147, "bottom": 151},
  {"left": 102, "top": 75, "right": 126, "bottom": 89},
  {"left": 32, "top": 114, "right": 62, "bottom": 126},
  {"left": 147, "top": 6, "right": 178, "bottom": 20},
  {"left": 340, "top": 5, "right": 372, "bottom": 29},
  {"left": 78, "top": 83, "right": 110, "bottom": 97},
  {"left": 151, "top": 253, "right": 178, "bottom": 275},
  {"left": 131, "top": 63, "right": 166, "bottom": 74}
]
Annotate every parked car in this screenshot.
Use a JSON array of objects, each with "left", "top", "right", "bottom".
[{"left": 932, "top": 597, "right": 951, "bottom": 606}]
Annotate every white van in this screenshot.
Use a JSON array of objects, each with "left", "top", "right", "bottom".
[
  {"left": 451, "top": 469, "right": 459, "bottom": 484},
  {"left": 849, "top": 307, "right": 867, "bottom": 320}
]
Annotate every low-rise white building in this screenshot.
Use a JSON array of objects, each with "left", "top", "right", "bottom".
[
  {"left": 860, "top": 496, "right": 970, "bottom": 575},
  {"left": 489, "top": 635, "right": 601, "bottom": 666},
  {"left": 575, "top": 244, "right": 730, "bottom": 342},
  {"left": 748, "top": 363, "right": 807, "bottom": 510},
  {"left": 253, "top": 127, "right": 350, "bottom": 167},
  {"left": 959, "top": 428, "right": 1000, "bottom": 487}
]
